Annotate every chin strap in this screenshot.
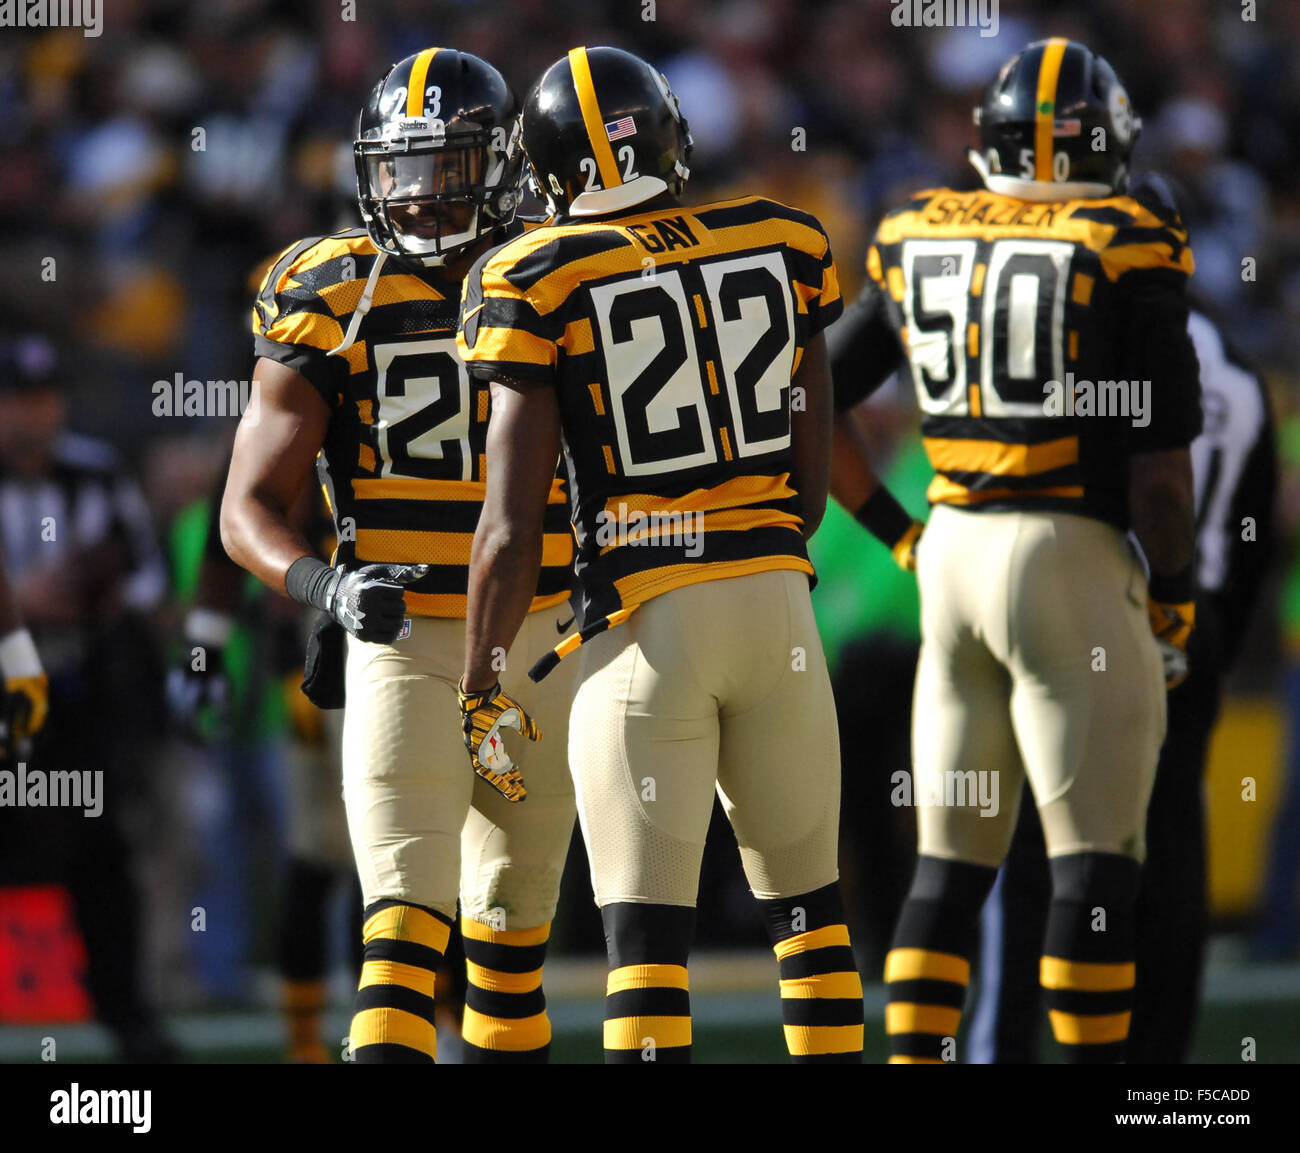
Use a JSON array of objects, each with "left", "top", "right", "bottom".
[{"left": 327, "top": 250, "right": 387, "bottom": 356}]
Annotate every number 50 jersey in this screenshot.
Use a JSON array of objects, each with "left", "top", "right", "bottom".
[
  {"left": 832, "top": 181, "right": 1202, "bottom": 529},
  {"left": 252, "top": 228, "right": 573, "bottom": 617},
  {"left": 456, "top": 195, "right": 842, "bottom": 632}
]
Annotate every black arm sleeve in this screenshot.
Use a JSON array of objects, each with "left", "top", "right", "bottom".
[
  {"left": 827, "top": 277, "right": 905, "bottom": 413},
  {"left": 1119, "top": 273, "right": 1203, "bottom": 453}
]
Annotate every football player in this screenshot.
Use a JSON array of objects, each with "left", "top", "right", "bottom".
[
  {"left": 966, "top": 302, "right": 1276, "bottom": 1063},
  {"left": 457, "top": 46, "right": 863, "bottom": 1063},
  {"left": 220, "top": 48, "right": 579, "bottom": 1064},
  {"left": 830, "top": 39, "right": 1201, "bottom": 1063}
]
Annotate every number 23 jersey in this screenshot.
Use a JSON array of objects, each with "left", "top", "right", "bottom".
[
  {"left": 251, "top": 228, "right": 573, "bottom": 617},
  {"left": 456, "top": 195, "right": 842, "bottom": 627}
]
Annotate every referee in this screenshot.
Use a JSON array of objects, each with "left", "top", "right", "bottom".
[{"left": 0, "top": 332, "right": 175, "bottom": 1061}]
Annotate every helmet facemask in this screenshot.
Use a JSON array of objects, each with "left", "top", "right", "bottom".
[{"left": 355, "top": 120, "right": 521, "bottom": 267}]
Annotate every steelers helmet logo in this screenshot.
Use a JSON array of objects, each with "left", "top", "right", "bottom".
[{"left": 1110, "top": 85, "right": 1135, "bottom": 145}]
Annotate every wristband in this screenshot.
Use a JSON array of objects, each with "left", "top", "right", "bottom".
[
  {"left": 0, "top": 628, "right": 43, "bottom": 679},
  {"left": 285, "top": 555, "right": 336, "bottom": 612},
  {"left": 854, "top": 487, "right": 913, "bottom": 549},
  {"left": 1148, "top": 564, "right": 1193, "bottom": 606}
]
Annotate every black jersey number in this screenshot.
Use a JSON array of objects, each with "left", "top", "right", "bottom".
[
  {"left": 373, "top": 338, "right": 472, "bottom": 480},
  {"left": 901, "top": 237, "right": 1073, "bottom": 418},
  {"left": 595, "top": 256, "right": 797, "bottom": 477}
]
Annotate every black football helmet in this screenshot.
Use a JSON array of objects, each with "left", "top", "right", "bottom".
[
  {"left": 354, "top": 48, "right": 522, "bottom": 266},
  {"left": 519, "top": 46, "right": 692, "bottom": 218},
  {"left": 971, "top": 38, "right": 1141, "bottom": 200}
]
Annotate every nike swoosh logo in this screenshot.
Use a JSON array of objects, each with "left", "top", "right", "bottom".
[
  {"left": 556, "top": 614, "right": 575, "bottom": 634},
  {"left": 462, "top": 303, "right": 486, "bottom": 325}
]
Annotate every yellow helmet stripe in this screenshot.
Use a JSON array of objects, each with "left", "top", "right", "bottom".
[
  {"left": 568, "top": 46, "right": 622, "bottom": 190},
  {"left": 407, "top": 47, "right": 440, "bottom": 118},
  {"left": 1034, "top": 38, "right": 1069, "bottom": 182}
]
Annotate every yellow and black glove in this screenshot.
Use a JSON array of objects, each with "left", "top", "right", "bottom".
[
  {"left": 457, "top": 680, "right": 538, "bottom": 803},
  {"left": 0, "top": 628, "right": 48, "bottom": 745},
  {"left": 854, "top": 487, "right": 924, "bottom": 573},
  {"left": 3, "top": 673, "right": 48, "bottom": 740},
  {"left": 1148, "top": 596, "right": 1195, "bottom": 690}
]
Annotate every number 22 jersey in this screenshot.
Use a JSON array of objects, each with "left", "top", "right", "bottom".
[{"left": 456, "top": 195, "right": 842, "bottom": 637}]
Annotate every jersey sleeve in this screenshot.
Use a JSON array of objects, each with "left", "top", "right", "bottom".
[
  {"left": 457, "top": 243, "right": 564, "bottom": 384},
  {"left": 1107, "top": 189, "right": 1202, "bottom": 452},
  {"left": 251, "top": 240, "right": 350, "bottom": 404},
  {"left": 785, "top": 213, "right": 843, "bottom": 340},
  {"left": 829, "top": 244, "right": 906, "bottom": 412}
]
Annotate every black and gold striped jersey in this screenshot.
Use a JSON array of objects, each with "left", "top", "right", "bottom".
[
  {"left": 252, "top": 227, "right": 573, "bottom": 617},
  {"left": 456, "top": 195, "right": 842, "bottom": 630},
  {"left": 830, "top": 182, "right": 1202, "bottom": 529}
]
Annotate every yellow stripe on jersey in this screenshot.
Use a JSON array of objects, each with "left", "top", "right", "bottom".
[
  {"left": 612, "top": 554, "right": 813, "bottom": 611},
  {"left": 876, "top": 191, "right": 1192, "bottom": 282},
  {"left": 356, "top": 528, "right": 574, "bottom": 569},
  {"left": 603, "top": 473, "right": 799, "bottom": 520},
  {"left": 407, "top": 48, "right": 439, "bottom": 118},
  {"left": 927, "top": 475, "right": 1085, "bottom": 505},
  {"left": 263, "top": 309, "right": 346, "bottom": 353},
  {"left": 925, "top": 435, "right": 1078, "bottom": 477},
  {"left": 1034, "top": 39, "right": 1069, "bottom": 182},
  {"left": 353, "top": 476, "right": 568, "bottom": 505},
  {"left": 1099, "top": 241, "right": 1194, "bottom": 281},
  {"left": 568, "top": 47, "right": 622, "bottom": 191},
  {"left": 470, "top": 324, "right": 558, "bottom": 372},
  {"left": 566, "top": 317, "right": 595, "bottom": 355}
]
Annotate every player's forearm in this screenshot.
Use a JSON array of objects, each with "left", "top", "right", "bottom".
[
  {"left": 830, "top": 409, "right": 884, "bottom": 511},
  {"left": 464, "top": 522, "right": 543, "bottom": 691},
  {"left": 220, "top": 486, "right": 317, "bottom": 597},
  {"left": 1130, "top": 447, "right": 1196, "bottom": 580}
]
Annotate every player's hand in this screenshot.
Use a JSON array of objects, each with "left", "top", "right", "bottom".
[
  {"left": 457, "top": 680, "right": 538, "bottom": 802},
  {"left": 2, "top": 673, "right": 48, "bottom": 740},
  {"left": 1148, "top": 597, "right": 1194, "bottom": 690},
  {"left": 892, "top": 519, "right": 924, "bottom": 573},
  {"left": 323, "top": 563, "right": 428, "bottom": 644},
  {"left": 166, "top": 656, "right": 231, "bottom": 743}
]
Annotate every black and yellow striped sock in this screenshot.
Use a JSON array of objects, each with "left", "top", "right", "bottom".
[
  {"left": 759, "top": 884, "right": 863, "bottom": 1062},
  {"left": 461, "top": 916, "right": 553, "bottom": 1063},
  {"left": 284, "top": 978, "right": 329, "bottom": 1064},
  {"left": 348, "top": 900, "right": 450, "bottom": 1063},
  {"left": 884, "top": 855, "right": 996, "bottom": 1063},
  {"left": 600, "top": 903, "right": 694, "bottom": 1064},
  {"left": 1043, "top": 852, "right": 1140, "bottom": 1064}
]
